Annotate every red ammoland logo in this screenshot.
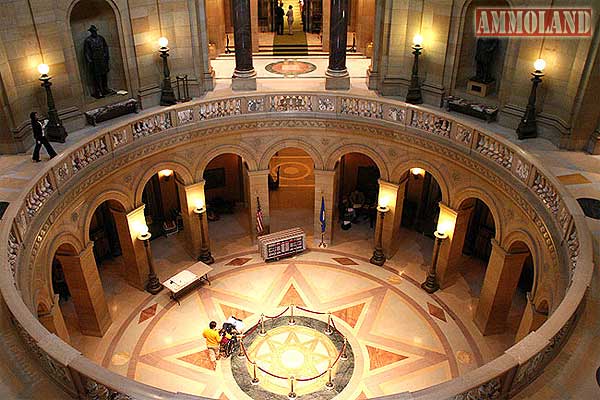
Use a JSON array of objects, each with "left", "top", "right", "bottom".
[{"left": 476, "top": 8, "right": 592, "bottom": 37}]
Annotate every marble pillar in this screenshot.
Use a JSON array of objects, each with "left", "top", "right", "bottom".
[
  {"left": 56, "top": 243, "right": 111, "bottom": 337},
  {"left": 378, "top": 179, "right": 407, "bottom": 257},
  {"left": 177, "top": 181, "right": 206, "bottom": 258},
  {"left": 248, "top": 170, "right": 270, "bottom": 240},
  {"left": 232, "top": 0, "right": 257, "bottom": 90},
  {"left": 38, "top": 295, "right": 71, "bottom": 343},
  {"left": 110, "top": 205, "right": 150, "bottom": 291},
  {"left": 474, "top": 240, "right": 530, "bottom": 335},
  {"left": 314, "top": 170, "right": 336, "bottom": 245},
  {"left": 436, "top": 203, "right": 475, "bottom": 288},
  {"left": 325, "top": 0, "right": 351, "bottom": 90}
]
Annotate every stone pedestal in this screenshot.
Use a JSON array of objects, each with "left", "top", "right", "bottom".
[
  {"left": 232, "top": 70, "right": 257, "bottom": 91},
  {"left": 38, "top": 295, "right": 71, "bottom": 343},
  {"left": 474, "top": 240, "right": 530, "bottom": 335},
  {"left": 436, "top": 203, "right": 474, "bottom": 288},
  {"left": 378, "top": 179, "right": 406, "bottom": 257},
  {"left": 248, "top": 170, "right": 271, "bottom": 240},
  {"left": 314, "top": 170, "right": 336, "bottom": 245},
  {"left": 232, "top": 0, "right": 257, "bottom": 91},
  {"left": 56, "top": 243, "right": 111, "bottom": 337},
  {"left": 177, "top": 181, "right": 206, "bottom": 258},
  {"left": 325, "top": 0, "right": 350, "bottom": 91},
  {"left": 110, "top": 205, "right": 150, "bottom": 291}
]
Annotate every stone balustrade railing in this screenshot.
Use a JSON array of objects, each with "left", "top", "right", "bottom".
[{"left": 0, "top": 92, "right": 592, "bottom": 400}]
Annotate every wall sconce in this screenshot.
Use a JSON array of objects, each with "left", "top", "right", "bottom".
[
  {"left": 193, "top": 199, "right": 214, "bottom": 264},
  {"left": 406, "top": 34, "right": 424, "bottom": 105},
  {"left": 158, "top": 37, "right": 177, "bottom": 106},
  {"left": 410, "top": 167, "right": 425, "bottom": 179},
  {"left": 516, "top": 58, "right": 546, "bottom": 139},
  {"left": 158, "top": 169, "right": 173, "bottom": 181},
  {"left": 36, "top": 64, "right": 67, "bottom": 143},
  {"left": 136, "top": 223, "right": 163, "bottom": 294}
]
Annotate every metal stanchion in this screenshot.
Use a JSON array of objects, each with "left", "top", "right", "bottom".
[
  {"left": 288, "top": 376, "right": 297, "bottom": 399},
  {"left": 325, "top": 312, "right": 333, "bottom": 335},
  {"left": 325, "top": 362, "right": 334, "bottom": 390},
  {"left": 251, "top": 361, "right": 259, "bottom": 385},
  {"left": 340, "top": 337, "right": 348, "bottom": 361},
  {"left": 288, "top": 304, "right": 296, "bottom": 326},
  {"left": 259, "top": 314, "right": 266, "bottom": 336},
  {"left": 238, "top": 335, "right": 246, "bottom": 358}
]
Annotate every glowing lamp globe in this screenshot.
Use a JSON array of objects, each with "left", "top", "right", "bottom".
[
  {"left": 533, "top": 58, "right": 546, "bottom": 72},
  {"left": 37, "top": 63, "right": 49, "bottom": 76},
  {"left": 413, "top": 34, "right": 423, "bottom": 47},
  {"left": 194, "top": 199, "right": 205, "bottom": 213},
  {"left": 158, "top": 37, "right": 169, "bottom": 49},
  {"left": 139, "top": 224, "right": 149, "bottom": 237}
]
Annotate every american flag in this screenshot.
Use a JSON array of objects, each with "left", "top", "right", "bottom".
[{"left": 256, "top": 196, "right": 264, "bottom": 234}]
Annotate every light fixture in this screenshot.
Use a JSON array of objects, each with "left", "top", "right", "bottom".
[
  {"left": 370, "top": 205, "right": 390, "bottom": 266},
  {"left": 158, "top": 36, "right": 169, "bottom": 49},
  {"left": 136, "top": 222, "right": 162, "bottom": 294},
  {"left": 194, "top": 199, "right": 206, "bottom": 214},
  {"left": 406, "top": 34, "right": 424, "bottom": 104},
  {"left": 137, "top": 223, "right": 150, "bottom": 241},
  {"left": 410, "top": 167, "right": 425, "bottom": 178},
  {"left": 159, "top": 169, "right": 173, "bottom": 180},
  {"left": 516, "top": 58, "right": 546, "bottom": 139},
  {"left": 37, "top": 63, "right": 49, "bottom": 76},
  {"left": 413, "top": 34, "right": 423, "bottom": 48},
  {"left": 421, "top": 216, "right": 450, "bottom": 294},
  {"left": 193, "top": 198, "right": 214, "bottom": 264}
]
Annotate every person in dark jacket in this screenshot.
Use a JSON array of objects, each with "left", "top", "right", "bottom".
[
  {"left": 31, "top": 112, "right": 57, "bottom": 162},
  {"left": 275, "top": 2, "right": 285, "bottom": 35}
]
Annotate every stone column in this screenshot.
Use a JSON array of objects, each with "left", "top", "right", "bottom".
[
  {"left": 38, "top": 295, "right": 71, "bottom": 343},
  {"left": 378, "top": 179, "right": 407, "bottom": 257},
  {"left": 232, "top": 0, "right": 257, "bottom": 90},
  {"left": 515, "top": 295, "right": 548, "bottom": 342},
  {"left": 325, "top": 0, "right": 350, "bottom": 90},
  {"left": 177, "top": 181, "right": 205, "bottom": 258},
  {"left": 474, "top": 240, "right": 530, "bottom": 335},
  {"left": 248, "top": 170, "right": 270, "bottom": 240},
  {"left": 56, "top": 243, "right": 111, "bottom": 337},
  {"left": 436, "top": 203, "right": 475, "bottom": 288},
  {"left": 314, "top": 170, "right": 336, "bottom": 245},
  {"left": 110, "top": 205, "right": 150, "bottom": 291}
]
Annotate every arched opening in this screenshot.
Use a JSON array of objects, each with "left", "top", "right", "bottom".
[
  {"left": 400, "top": 169, "right": 442, "bottom": 237},
  {"left": 70, "top": 0, "right": 127, "bottom": 100},
  {"left": 141, "top": 170, "right": 183, "bottom": 238},
  {"left": 455, "top": 198, "right": 496, "bottom": 297},
  {"left": 333, "top": 152, "right": 380, "bottom": 243},
  {"left": 507, "top": 241, "right": 535, "bottom": 341},
  {"left": 268, "top": 147, "right": 315, "bottom": 235},
  {"left": 89, "top": 199, "right": 123, "bottom": 266},
  {"left": 203, "top": 153, "right": 252, "bottom": 250},
  {"left": 453, "top": 0, "right": 509, "bottom": 102}
]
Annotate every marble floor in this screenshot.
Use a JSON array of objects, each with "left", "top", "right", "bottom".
[{"left": 60, "top": 210, "right": 526, "bottom": 399}]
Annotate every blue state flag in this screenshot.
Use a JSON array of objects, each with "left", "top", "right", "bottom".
[{"left": 320, "top": 196, "right": 326, "bottom": 233}]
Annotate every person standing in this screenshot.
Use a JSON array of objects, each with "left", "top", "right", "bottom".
[
  {"left": 202, "top": 320, "right": 222, "bottom": 362},
  {"left": 31, "top": 112, "right": 57, "bottom": 162},
  {"left": 275, "top": 2, "right": 285, "bottom": 35},
  {"left": 286, "top": 5, "right": 294, "bottom": 35}
]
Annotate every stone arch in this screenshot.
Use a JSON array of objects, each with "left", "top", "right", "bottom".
[
  {"left": 43, "top": 233, "right": 85, "bottom": 301},
  {"left": 67, "top": 0, "right": 130, "bottom": 98},
  {"left": 452, "top": 187, "right": 503, "bottom": 242},
  {"left": 259, "top": 139, "right": 325, "bottom": 171},
  {"left": 82, "top": 189, "right": 132, "bottom": 243},
  {"left": 134, "top": 161, "right": 194, "bottom": 206},
  {"left": 196, "top": 144, "right": 259, "bottom": 179},
  {"left": 390, "top": 158, "right": 451, "bottom": 204},
  {"left": 502, "top": 229, "right": 542, "bottom": 300},
  {"left": 324, "top": 143, "right": 390, "bottom": 181}
]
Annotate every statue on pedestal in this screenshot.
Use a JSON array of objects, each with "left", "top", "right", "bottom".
[
  {"left": 473, "top": 38, "right": 499, "bottom": 84},
  {"left": 84, "top": 25, "right": 114, "bottom": 98}
]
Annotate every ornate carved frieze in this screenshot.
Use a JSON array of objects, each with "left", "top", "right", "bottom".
[
  {"left": 8, "top": 227, "right": 20, "bottom": 287},
  {"left": 453, "top": 377, "right": 502, "bottom": 400},
  {"left": 531, "top": 172, "right": 569, "bottom": 237},
  {"left": 566, "top": 227, "right": 579, "bottom": 281},
  {"left": 476, "top": 134, "right": 513, "bottom": 170},
  {"left": 71, "top": 137, "right": 109, "bottom": 173},
  {"left": 410, "top": 110, "right": 451, "bottom": 138},
  {"left": 454, "top": 124, "right": 473, "bottom": 145},
  {"left": 23, "top": 175, "right": 54, "bottom": 221},
  {"left": 177, "top": 109, "right": 194, "bottom": 125},
  {"left": 132, "top": 113, "right": 172, "bottom": 140},
  {"left": 515, "top": 158, "right": 531, "bottom": 182},
  {"left": 387, "top": 107, "right": 406, "bottom": 123},
  {"left": 199, "top": 99, "right": 241, "bottom": 120},
  {"left": 269, "top": 95, "right": 313, "bottom": 112},
  {"left": 341, "top": 98, "right": 383, "bottom": 119},
  {"left": 83, "top": 378, "right": 132, "bottom": 400},
  {"left": 111, "top": 128, "right": 128, "bottom": 149},
  {"left": 318, "top": 97, "right": 335, "bottom": 112},
  {"left": 247, "top": 97, "right": 265, "bottom": 113}
]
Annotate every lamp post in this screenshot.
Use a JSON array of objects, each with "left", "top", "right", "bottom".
[
  {"left": 517, "top": 58, "right": 546, "bottom": 140},
  {"left": 37, "top": 64, "right": 67, "bottom": 143},
  {"left": 406, "top": 34, "right": 424, "bottom": 105},
  {"left": 193, "top": 201, "right": 215, "bottom": 264},
  {"left": 370, "top": 204, "right": 390, "bottom": 266},
  {"left": 421, "top": 230, "right": 448, "bottom": 294},
  {"left": 158, "top": 37, "right": 177, "bottom": 106},
  {"left": 137, "top": 224, "right": 163, "bottom": 295}
]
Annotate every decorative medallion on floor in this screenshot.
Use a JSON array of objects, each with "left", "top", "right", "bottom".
[
  {"left": 265, "top": 60, "right": 317, "bottom": 77},
  {"left": 232, "top": 316, "right": 354, "bottom": 399}
]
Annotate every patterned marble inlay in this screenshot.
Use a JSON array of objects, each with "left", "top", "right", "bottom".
[
  {"left": 279, "top": 284, "right": 306, "bottom": 307},
  {"left": 366, "top": 345, "right": 408, "bottom": 370},
  {"left": 331, "top": 303, "right": 365, "bottom": 329},
  {"left": 556, "top": 173, "right": 591, "bottom": 185},
  {"left": 138, "top": 304, "right": 157, "bottom": 324},
  {"left": 178, "top": 350, "right": 216, "bottom": 371},
  {"left": 332, "top": 257, "right": 359, "bottom": 266},
  {"left": 427, "top": 302, "right": 447, "bottom": 322},
  {"left": 225, "top": 257, "right": 252, "bottom": 266}
]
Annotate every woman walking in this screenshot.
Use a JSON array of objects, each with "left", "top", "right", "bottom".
[
  {"left": 31, "top": 111, "right": 57, "bottom": 162},
  {"left": 286, "top": 5, "right": 294, "bottom": 35}
]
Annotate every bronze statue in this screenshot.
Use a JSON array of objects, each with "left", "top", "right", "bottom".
[
  {"left": 473, "top": 38, "right": 499, "bottom": 84},
  {"left": 83, "top": 25, "right": 114, "bottom": 98}
]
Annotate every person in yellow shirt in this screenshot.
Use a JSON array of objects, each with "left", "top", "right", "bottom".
[{"left": 203, "top": 321, "right": 221, "bottom": 362}]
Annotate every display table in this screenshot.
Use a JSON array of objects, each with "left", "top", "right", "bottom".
[
  {"left": 445, "top": 95, "right": 498, "bottom": 123},
  {"left": 163, "top": 261, "right": 212, "bottom": 304},
  {"left": 258, "top": 228, "right": 306, "bottom": 261}
]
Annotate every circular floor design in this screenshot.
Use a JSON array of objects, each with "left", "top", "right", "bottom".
[{"left": 265, "top": 60, "right": 317, "bottom": 76}]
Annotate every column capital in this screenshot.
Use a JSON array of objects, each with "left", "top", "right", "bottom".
[
  {"left": 81, "top": 241, "right": 95, "bottom": 256},
  {"left": 378, "top": 179, "right": 400, "bottom": 191},
  {"left": 313, "top": 169, "right": 337, "bottom": 177},
  {"left": 183, "top": 180, "right": 206, "bottom": 191},
  {"left": 247, "top": 169, "right": 271, "bottom": 177}
]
